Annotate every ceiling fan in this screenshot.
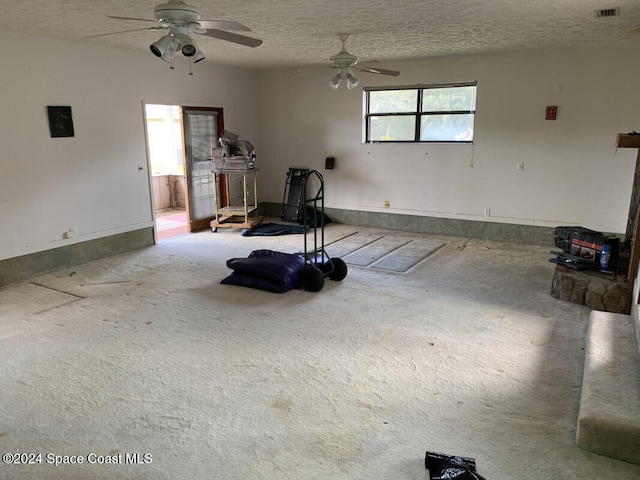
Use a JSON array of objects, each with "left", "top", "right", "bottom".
[
  {"left": 327, "top": 33, "right": 400, "bottom": 90},
  {"left": 89, "top": 0, "right": 262, "bottom": 67}
]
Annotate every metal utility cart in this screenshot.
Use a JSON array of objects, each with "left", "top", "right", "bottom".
[
  {"left": 299, "top": 169, "right": 347, "bottom": 292},
  {"left": 210, "top": 168, "right": 262, "bottom": 232}
]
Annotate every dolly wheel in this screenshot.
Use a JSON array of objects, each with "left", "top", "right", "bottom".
[
  {"left": 303, "top": 266, "right": 325, "bottom": 292},
  {"left": 328, "top": 258, "right": 348, "bottom": 281}
]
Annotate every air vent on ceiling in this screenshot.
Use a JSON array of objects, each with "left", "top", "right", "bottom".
[{"left": 594, "top": 7, "right": 620, "bottom": 18}]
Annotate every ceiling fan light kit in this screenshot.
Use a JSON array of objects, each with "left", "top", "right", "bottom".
[
  {"left": 329, "top": 69, "right": 359, "bottom": 90},
  {"left": 150, "top": 27, "right": 206, "bottom": 69}
]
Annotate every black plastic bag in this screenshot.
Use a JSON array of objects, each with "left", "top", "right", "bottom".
[{"left": 425, "top": 450, "right": 487, "bottom": 480}]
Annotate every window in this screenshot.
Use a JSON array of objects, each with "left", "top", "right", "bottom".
[{"left": 364, "top": 82, "right": 477, "bottom": 143}]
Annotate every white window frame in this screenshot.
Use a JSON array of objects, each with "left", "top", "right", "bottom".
[{"left": 364, "top": 82, "right": 477, "bottom": 143}]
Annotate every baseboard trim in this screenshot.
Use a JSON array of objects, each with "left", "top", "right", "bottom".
[
  {"left": 0, "top": 227, "right": 154, "bottom": 287},
  {"left": 1, "top": 208, "right": 555, "bottom": 288},
  {"left": 262, "top": 202, "right": 554, "bottom": 246}
]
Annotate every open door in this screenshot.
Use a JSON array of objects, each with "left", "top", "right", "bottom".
[{"left": 181, "top": 107, "right": 225, "bottom": 232}]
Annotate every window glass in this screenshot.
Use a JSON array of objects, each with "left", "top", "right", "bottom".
[
  {"left": 421, "top": 86, "right": 476, "bottom": 112},
  {"left": 369, "top": 90, "right": 417, "bottom": 114},
  {"left": 420, "top": 114, "right": 475, "bottom": 142},
  {"left": 369, "top": 116, "right": 416, "bottom": 141}
]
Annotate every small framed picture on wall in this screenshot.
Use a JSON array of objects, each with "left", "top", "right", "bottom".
[{"left": 47, "top": 106, "right": 75, "bottom": 138}]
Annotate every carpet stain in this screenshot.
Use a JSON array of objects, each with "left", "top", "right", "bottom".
[{"left": 272, "top": 398, "right": 293, "bottom": 412}]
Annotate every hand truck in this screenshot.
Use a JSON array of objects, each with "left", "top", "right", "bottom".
[{"left": 299, "top": 169, "right": 348, "bottom": 292}]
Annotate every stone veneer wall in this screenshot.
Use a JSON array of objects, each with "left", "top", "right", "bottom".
[{"left": 551, "top": 265, "right": 627, "bottom": 313}]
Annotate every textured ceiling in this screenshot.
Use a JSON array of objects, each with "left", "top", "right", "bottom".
[{"left": 1, "top": 0, "right": 640, "bottom": 69}]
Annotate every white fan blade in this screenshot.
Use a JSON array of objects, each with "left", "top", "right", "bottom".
[
  {"left": 198, "top": 20, "right": 251, "bottom": 32},
  {"left": 107, "top": 15, "right": 157, "bottom": 23},
  {"left": 200, "top": 29, "right": 262, "bottom": 47},
  {"left": 83, "top": 26, "right": 164, "bottom": 39},
  {"left": 354, "top": 66, "right": 400, "bottom": 76}
]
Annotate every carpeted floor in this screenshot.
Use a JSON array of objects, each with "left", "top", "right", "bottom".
[
  {"left": 328, "top": 233, "right": 444, "bottom": 272},
  {"left": 1, "top": 221, "right": 639, "bottom": 480}
]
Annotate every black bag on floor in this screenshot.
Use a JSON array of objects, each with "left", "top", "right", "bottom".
[{"left": 425, "top": 450, "right": 487, "bottom": 480}]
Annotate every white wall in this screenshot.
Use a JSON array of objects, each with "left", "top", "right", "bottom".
[
  {"left": 2, "top": 31, "right": 639, "bottom": 262},
  {"left": 257, "top": 42, "right": 640, "bottom": 233},
  {"left": 0, "top": 31, "right": 259, "bottom": 261}
]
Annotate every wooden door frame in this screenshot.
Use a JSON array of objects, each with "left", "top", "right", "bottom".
[{"left": 181, "top": 106, "right": 226, "bottom": 232}]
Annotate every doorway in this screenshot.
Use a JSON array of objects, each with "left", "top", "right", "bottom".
[{"left": 145, "top": 104, "right": 224, "bottom": 240}]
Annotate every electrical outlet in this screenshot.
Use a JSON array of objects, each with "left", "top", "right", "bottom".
[
  {"left": 384, "top": 200, "right": 390, "bottom": 208},
  {"left": 483, "top": 208, "right": 491, "bottom": 216}
]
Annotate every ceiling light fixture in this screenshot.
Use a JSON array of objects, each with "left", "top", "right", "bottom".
[
  {"left": 328, "top": 73, "right": 342, "bottom": 90},
  {"left": 175, "top": 33, "right": 196, "bottom": 56},
  {"left": 346, "top": 72, "right": 359, "bottom": 90},
  {"left": 181, "top": 35, "right": 205, "bottom": 63},
  {"left": 150, "top": 28, "right": 206, "bottom": 74},
  {"left": 328, "top": 68, "right": 359, "bottom": 90},
  {"left": 191, "top": 48, "right": 205, "bottom": 63},
  {"left": 150, "top": 34, "right": 177, "bottom": 61}
]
